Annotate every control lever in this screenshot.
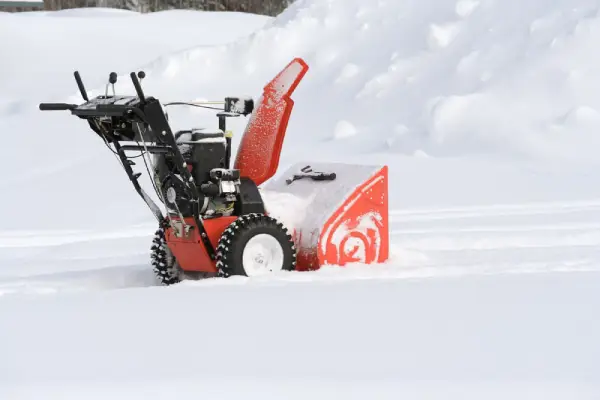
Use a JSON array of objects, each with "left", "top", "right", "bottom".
[
  {"left": 106, "top": 72, "right": 118, "bottom": 97},
  {"left": 74, "top": 71, "right": 89, "bottom": 101},
  {"left": 130, "top": 71, "right": 146, "bottom": 103},
  {"left": 286, "top": 165, "right": 336, "bottom": 185}
]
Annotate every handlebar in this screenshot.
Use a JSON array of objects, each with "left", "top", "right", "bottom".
[{"left": 39, "top": 103, "right": 77, "bottom": 111}]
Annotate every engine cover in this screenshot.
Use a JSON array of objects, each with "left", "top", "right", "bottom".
[
  {"left": 175, "top": 129, "right": 227, "bottom": 184},
  {"left": 152, "top": 128, "right": 244, "bottom": 218}
]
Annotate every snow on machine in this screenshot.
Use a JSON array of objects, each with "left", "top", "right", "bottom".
[{"left": 38, "top": 58, "right": 389, "bottom": 284}]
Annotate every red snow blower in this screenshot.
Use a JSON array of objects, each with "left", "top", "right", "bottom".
[{"left": 38, "top": 58, "right": 389, "bottom": 285}]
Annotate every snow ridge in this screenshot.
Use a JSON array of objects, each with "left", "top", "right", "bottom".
[{"left": 122, "top": 0, "right": 600, "bottom": 164}]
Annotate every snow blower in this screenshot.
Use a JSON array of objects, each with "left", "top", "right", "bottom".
[{"left": 38, "top": 58, "right": 389, "bottom": 285}]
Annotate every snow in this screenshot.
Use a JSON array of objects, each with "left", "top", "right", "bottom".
[
  {"left": 1, "top": 1, "right": 600, "bottom": 398},
  {"left": 333, "top": 119, "right": 358, "bottom": 138},
  {"left": 260, "top": 189, "right": 312, "bottom": 237},
  {"left": 0, "top": 9, "right": 270, "bottom": 103},
  {"left": 2, "top": 272, "right": 599, "bottom": 399}
]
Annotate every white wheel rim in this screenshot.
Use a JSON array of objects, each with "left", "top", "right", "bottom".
[{"left": 242, "top": 234, "right": 285, "bottom": 276}]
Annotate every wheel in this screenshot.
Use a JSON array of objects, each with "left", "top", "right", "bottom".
[
  {"left": 216, "top": 213, "right": 297, "bottom": 277},
  {"left": 150, "top": 227, "right": 183, "bottom": 285}
]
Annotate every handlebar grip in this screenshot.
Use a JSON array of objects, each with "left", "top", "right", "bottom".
[{"left": 39, "top": 103, "right": 77, "bottom": 111}]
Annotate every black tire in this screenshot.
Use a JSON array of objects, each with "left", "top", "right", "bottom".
[
  {"left": 150, "top": 227, "right": 183, "bottom": 285},
  {"left": 216, "top": 213, "right": 297, "bottom": 277}
]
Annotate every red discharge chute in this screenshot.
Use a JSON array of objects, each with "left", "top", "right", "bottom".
[{"left": 234, "top": 58, "right": 309, "bottom": 186}]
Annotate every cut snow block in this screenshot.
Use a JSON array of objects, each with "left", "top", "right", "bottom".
[{"left": 261, "top": 162, "right": 389, "bottom": 271}]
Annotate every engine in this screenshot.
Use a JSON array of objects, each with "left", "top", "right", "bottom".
[{"left": 152, "top": 129, "right": 240, "bottom": 219}]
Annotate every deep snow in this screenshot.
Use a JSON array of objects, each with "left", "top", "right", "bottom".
[{"left": 1, "top": 0, "right": 600, "bottom": 398}]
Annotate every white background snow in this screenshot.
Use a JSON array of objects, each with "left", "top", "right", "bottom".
[{"left": 1, "top": 0, "right": 599, "bottom": 398}]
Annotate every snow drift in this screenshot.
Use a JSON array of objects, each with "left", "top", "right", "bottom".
[{"left": 112, "top": 0, "right": 600, "bottom": 164}]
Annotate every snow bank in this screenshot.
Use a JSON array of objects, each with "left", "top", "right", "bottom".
[
  {"left": 118, "top": 0, "right": 600, "bottom": 164},
  {"left": 6, "top": 0, "right": 600, "bottom": 165},
  {"left": 0, "top": 9, "right": 270, "bottom": 103}
]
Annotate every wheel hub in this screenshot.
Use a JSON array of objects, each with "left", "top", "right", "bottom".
[{"left": 242, "top": 234, "right": 285, "bottom": 276}]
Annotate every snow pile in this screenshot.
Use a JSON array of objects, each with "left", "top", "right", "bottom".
[
  {"left": 0, "top": 9, "right": 270, "bottom": 104},
  {"left": 114, "top": 0, "right": 600, "bottom": 164}
]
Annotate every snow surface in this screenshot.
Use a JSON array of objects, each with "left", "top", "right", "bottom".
[{"left": 1, "top": 1, "right": 600, "bottom": 398}]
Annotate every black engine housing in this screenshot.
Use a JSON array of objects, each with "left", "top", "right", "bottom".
[
  {"left": 152, "top": 128, "right": 265, "bottom": 218},
  {"left": 175, "top": 130, "right": 227, "bottom": 184}
]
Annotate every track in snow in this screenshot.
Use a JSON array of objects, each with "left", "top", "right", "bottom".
[
  {"left": 1, "top": 199, "right": 599, "bottom": 296},
  {"left": 0, "top": 225, "right": 159, "bottom": 296},
  {"left": 389, "top": 199, "right": 600, "bottom": 277}
]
